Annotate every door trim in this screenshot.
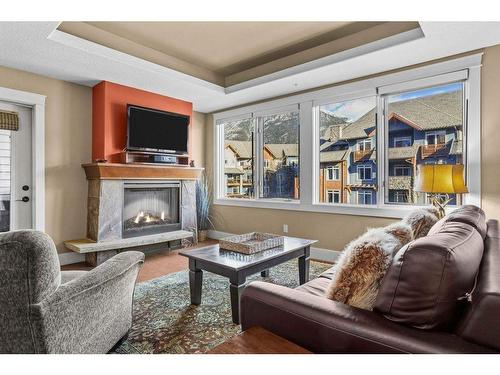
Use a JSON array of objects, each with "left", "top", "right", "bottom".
[{"left": 0, "top": 86, "right": 46, "bottom": 231}]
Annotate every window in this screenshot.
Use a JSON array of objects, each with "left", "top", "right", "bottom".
[
  {"left": 215, "top": 55, "right": 480, "bottom": 218},
  {"left": 426, "top": 130, "right": 446, "bottom": 145},
  {"left": 261, "top": 111, "right": 300, "bottom": 200},
  {"left": 358, "top": 190, "right": 373, "bottom": 205},
  {"left": 358, "top": 139, "right": 372, "bottom": 151},
  {"left": 393, "top": 136, "right": 412, "bottom": 147},
  {"left": 318, "top": 96, "right": 377, "bottom": 205},
  {"left": 394, "top": 165, "right": 411, "bottom": 176},
  {"left": 393, "top": 190, "right": 409, "bottom": 203},
  {"left": 326, "top": 189, "right": 340, "bottom": 203},
  {"left": 326, "top": 165, "right": 340, "bottom": 181},
  {"left": 222, "top": 117, "right": 254, "bottom": 199},
  {"left": 385, "top": 82, "right": 465, "bottom": 206},
  {"left": 357, "top": 164, "right": 372, "bottom": 180}
]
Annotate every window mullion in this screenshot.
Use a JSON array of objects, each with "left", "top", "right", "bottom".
[
  {"left": 255, "top": 116, "right": 263, "bottom": 200},
  {"left": 376, "top": 95, "right": 386, "bottom": 208}
]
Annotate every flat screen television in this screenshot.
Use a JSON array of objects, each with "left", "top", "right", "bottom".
[{"left": 126, "top": 104, "right": 190, "bottom": 155}]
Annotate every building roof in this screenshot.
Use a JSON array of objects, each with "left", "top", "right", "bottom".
[
  {"left": 338, "top": 90, "right": 463, "bottom": 141},
  {"left": 320, "top": 150, "right": 348, "bottom": 163},
  {"left": 225, "top": 140, "right": 252, "bottom": 159},
  {"left": 265, "top": 144, "right": 299, "bottom": 158}
]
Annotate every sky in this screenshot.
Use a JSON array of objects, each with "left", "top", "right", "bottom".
[{"left": 321, "top": 82, "right": 463, "bottom": 123}]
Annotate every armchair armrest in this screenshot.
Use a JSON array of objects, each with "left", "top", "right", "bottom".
[
  {"left": 30, "top": 251, "right": 144, "bottom": 353},
  {"left": 240, "top": 281, "right": 493, "bottom": 354},
  {"left": 44, "top": 251, "right": 144, "bottom": 306}
]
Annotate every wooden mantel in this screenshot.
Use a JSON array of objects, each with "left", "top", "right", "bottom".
[{"left": 82, "top": 163, "right": 204, "bottom": 180}]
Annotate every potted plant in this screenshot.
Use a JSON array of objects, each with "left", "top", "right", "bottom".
[{"left": 196, "top": 173, "right": 214, "bottom": 242}]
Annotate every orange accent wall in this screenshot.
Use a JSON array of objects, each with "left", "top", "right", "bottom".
[{"left": 92, "top": 81, "right": 193, "bottom": 163}]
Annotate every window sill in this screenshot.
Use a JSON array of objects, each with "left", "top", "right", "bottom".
[{"left": 213, "top": 198, "right": 426, "bottom": 219}]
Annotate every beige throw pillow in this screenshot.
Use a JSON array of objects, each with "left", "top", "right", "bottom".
[
  {"left": 403, "top": 207, "right": 439, "bottom": 239},
  {"left": 325, "top": 222, "right": 413, "bottom": 310}
]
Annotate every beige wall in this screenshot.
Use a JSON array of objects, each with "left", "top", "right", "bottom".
[
  {"left": 480, "top": 44, "right": 500, "bottom": 218},
  {"left": 206, "top": 44, "right": 500, "bottom": 252},
  {"left": 0, "top": 65, "right": 92, "bottom": 253},
  {"left": 191, "top": 111, "right": 206, "bottom": 168},
  {"left": 0, "top": 65, "right": 206, "bottom": 254}
]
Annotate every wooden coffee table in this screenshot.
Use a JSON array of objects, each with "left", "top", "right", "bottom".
[{"left": 179, "top": 236, "right": 316, "bottom": 324}]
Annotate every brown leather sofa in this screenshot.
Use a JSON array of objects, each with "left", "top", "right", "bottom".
[{"left": 240, "top": 207, "right": 500, "bottom": 353}]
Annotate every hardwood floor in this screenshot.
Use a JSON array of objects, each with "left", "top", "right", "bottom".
[
  {"left": 61, "top": 239, "right": 218, "bottom": 283},
  {"left": 208, "top": 326, "right": 311, "bottom": 354}
]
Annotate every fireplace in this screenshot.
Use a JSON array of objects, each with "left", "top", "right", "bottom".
[{"left": 122, "top": 181, "right": 181, "bottom": 238}]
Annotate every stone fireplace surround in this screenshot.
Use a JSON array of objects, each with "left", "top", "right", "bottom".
[
  {"left": 64, "top": 163, "right": 203, "bottom": 265},
  {"left": 87, "top": 179, "right": 193, "bottom": 242}
]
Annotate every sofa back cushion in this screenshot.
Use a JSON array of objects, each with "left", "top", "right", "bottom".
[
  {"left": 455, "top": 220, "right": 500, "bottom": 350},
  {"left": 429, "top": 205, "right": 487, "bottom": 239},
  {"left": 374, "top": 217, "right": 485, "bottom": 330}
]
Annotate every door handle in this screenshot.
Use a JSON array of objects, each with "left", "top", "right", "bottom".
[{"left": 15, "top": 196, "right": 30, "bottom": 203}]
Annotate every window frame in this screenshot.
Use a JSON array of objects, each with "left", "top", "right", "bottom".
[
  {"left": 394, "top": 165, "right": 411, "bottom": 177},
  {"left": 213, "top": 53, "right": 482, "bottom": 219},
  {"left": 425, "top": 130, "right": 447, "bottom": 145},
  {"left": 357, "top": 190, "right": 373, "bottom": 205},
  {"left": 393, "top": 136, "right": 412, "bottom": 148},
  {"left": 357, "top": 164, "right": 372, "bottom": 181},
  {"left": 326, "top": 189, "right": 341, "bottom": 204},
  {"left": 326, "top": 165, "right": 340, "bottom": 181}
]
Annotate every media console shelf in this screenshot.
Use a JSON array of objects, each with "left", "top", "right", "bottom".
[{"left": 120, "top": 150, "right": 190, "bottom": 166}]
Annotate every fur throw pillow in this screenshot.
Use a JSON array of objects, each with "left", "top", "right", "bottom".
[
  {"left": 325, "top": 222, "right": 413, "bottom": 310},
  {"left": 403, "top": 207, "right": 439, "bottom": 239}
]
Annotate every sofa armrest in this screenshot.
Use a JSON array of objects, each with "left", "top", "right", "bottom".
[
  {"left": 240, "top": 281, "right": 494, "bottom": 354},
  {"left": 30, "top": 251, "right": 144, "bottom": 353}
]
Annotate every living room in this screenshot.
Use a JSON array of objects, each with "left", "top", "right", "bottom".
[{"left": 2, "top": 1, "right": 500, "bottom": 373}]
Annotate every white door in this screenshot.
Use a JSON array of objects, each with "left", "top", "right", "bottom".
[{"left": 0, "top": 101, "right": 33, "bottom": 232}]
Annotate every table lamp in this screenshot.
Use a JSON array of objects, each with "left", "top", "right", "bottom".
[{"left": 414, "top": 164, "right": 468, "bottom": 218}]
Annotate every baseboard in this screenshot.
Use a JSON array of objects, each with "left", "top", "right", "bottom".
[
  {"left": 207, "top": 230, "right": 234, "bottom": 240},
  {"left": 207, "top": 230, "right": 340, "bottom": 263},
  {"left": 310, "top": 247, "right": 340, "bottom": 263},
  {"left": 58, "top": 252, "right": 85, "bottom": 266}
]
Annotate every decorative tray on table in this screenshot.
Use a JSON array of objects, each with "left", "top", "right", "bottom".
[{"left": 219, "top": 232, "right": 284, "bottom": 254}]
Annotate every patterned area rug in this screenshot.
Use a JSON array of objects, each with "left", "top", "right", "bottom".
[{"left": 112, "top": 260, "right": 331, "bottom": 354}]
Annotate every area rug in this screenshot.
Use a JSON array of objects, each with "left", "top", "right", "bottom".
[{"left": 112, "top": 260, "right": 331, "bottom": 354}]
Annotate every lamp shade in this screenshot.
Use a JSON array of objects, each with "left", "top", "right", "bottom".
[{"left": 414, "top": 164, "right": 468, "bottom": 194}]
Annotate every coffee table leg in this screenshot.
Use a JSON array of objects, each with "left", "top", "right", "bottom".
[
  {"left": 298, "top": 246, "right": 310, "bottom": 285},
  {"left": 229, "top": 274, "right": 246, "bottom": 325},
  {"left": 260, "top": 270, "right": 270, "bottom": 277},
  {"left": 189, "top": 259, "right": 203, "bottom": 305}
]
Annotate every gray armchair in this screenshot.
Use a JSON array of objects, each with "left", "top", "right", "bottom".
[{"left": 0, "top": 230, "right": 144, "bottom": 353}]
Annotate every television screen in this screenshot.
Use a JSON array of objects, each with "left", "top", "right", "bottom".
[{"left": 127, "top": 105, "right": 189, "bottom": 154}]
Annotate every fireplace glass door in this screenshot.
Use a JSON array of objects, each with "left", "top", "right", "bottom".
[{"left": 123, "top": 182, "right": 181, "bottom": 238}]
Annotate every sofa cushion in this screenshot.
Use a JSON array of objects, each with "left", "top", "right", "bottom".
[
  {"left": 325, "top": 222, "right": 413, "bottom": 310},
  {"left": 374, "top": 219, "right": 485, "bottom": 330},
  {"left": 296, "top": 277, "right": 330, "bottom": 297},
  {"left": 429, "top": 205, "right": 487, "bottom": 239}
]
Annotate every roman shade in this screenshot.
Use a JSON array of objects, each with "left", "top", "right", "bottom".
[{"left": 0, "top": 110, "right": 19, "bottom": 131}]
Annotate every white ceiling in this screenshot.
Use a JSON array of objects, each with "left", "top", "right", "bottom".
[{"left": 1, "top": 22, "right": 500, "bottom": 113}]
